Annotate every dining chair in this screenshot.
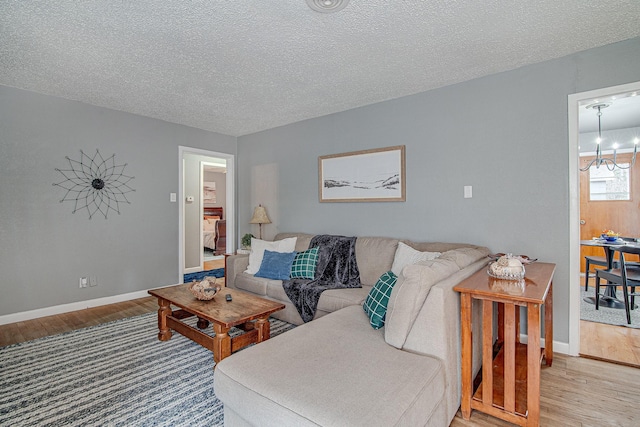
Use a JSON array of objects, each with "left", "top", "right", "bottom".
[
  {"left": 584, "top": 253, "right": 618, "bottom": 291},
  {"left": 620, "top": 237, "right": 640, "bottom": 268},
  {"left": 595, "top": 245, "right": 640, "bottom": 325}
]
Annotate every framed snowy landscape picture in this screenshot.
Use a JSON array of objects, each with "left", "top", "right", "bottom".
[{"left": 319, "top": 145, "right": 406, "bottom": 202}]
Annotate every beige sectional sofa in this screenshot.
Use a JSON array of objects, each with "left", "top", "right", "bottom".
[{"left": 215, "top": 233, "right": 490, "bottom": 426}]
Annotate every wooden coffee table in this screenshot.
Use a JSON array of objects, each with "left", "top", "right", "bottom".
[{"left": 148, "top": 285, "right": 285, "bottom": 364}]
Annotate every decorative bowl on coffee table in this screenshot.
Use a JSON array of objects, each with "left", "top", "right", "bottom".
[{"left": 189, "top": 277, "right": 221, "bottom": 300}]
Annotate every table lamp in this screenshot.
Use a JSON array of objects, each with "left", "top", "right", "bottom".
[{"left": 249, "top": 204, "right": 271, "bottom": 239}]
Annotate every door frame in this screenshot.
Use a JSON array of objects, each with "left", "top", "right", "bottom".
[
  {"left": 178, "top": 146, "right": 235, "bottom": 283},
  {"left": 568, "top": 80, "right": 640, "bottom": 356}
]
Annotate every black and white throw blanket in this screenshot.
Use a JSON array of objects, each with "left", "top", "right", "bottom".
[{"left": 283, "top": 234, "right": 361, "bottom": 323}]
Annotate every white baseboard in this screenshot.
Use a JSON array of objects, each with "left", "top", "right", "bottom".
[
  {"left": 0, "top": 288, "right": 165, "bottom": 326},
  {"left": 520, "top": 334, "right": 569, "bottom": 355}
]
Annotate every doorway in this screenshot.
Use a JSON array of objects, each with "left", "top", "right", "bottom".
[
  {"left": 178, "top": 146, "right": 235, "bottom": 282},
  {"left": 568, "top": 81, "right": 640, "bottom": 361}
]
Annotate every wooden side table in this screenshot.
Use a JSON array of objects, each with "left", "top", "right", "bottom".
[{"left": 454, "top": 262, "right": 555, "bottom": 426}]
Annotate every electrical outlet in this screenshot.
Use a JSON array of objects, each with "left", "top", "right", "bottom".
[
  {"left": 89, "top": 276, "right": 98, "bottom": 287},
  {"left": 79, "top": 277, "right": 88, "bottom": 288}
]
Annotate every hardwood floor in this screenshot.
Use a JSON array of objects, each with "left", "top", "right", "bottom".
[
  {"left": 450, "top": 353, "right": 640, "bottom": 426},
  {"left": 1, "top": 257, "right": 226, "bottom": 348},
  {"left": 0, "top": 297, "right": 158, "bottom": 347},
  {"left": 204, "top": 256, "right": 225, "bottom": 272},
  {"left": 2, "top": 299, "right": 639, "bottom": 426},
  {"left": 2, "top": 269, "right": 640, "bottom": 426},
  {"left": 580, "top": 277, "right": 640, "bottom": 367}
]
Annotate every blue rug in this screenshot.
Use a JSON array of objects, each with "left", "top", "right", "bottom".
[{"left": 184, "top": 268, "right": 224, "bottom": 283}]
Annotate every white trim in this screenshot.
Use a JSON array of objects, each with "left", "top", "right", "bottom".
[
  {"left": 200, "top": 160, "right": 224, "bottom": 271},
  {"left": 179, "top": 147, "right": 185, "bottom": 284},
  {"left": 0, "top": 290, "right": 153, "bottom": 325},
  {"left": 519, "top": 334, "right": 570, "bottom": 355},
  {"left": 0, "top": 281, "right": 189, "bottom": 325},
  {"left": 199, "top": 162, "right": 205, "bottom": 270},
  {"left": 567, "top": 80, "right": 640, "bottom": 357},
  {"left": 178, "top": 146, "right": 235, "bottom": 285},
  {"left": 225, "top": 157, "right": 235, "bottom": 255}
]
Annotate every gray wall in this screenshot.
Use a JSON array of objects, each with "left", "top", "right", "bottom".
[
  {"left": 237, "top": 37, "right": 640, "bottom": 346},
  {"left": 0, "top": 85, "right": 236, "bottom": 316}
]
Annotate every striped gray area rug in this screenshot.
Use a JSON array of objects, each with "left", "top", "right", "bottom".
[{"left": 0, "top": 313, "right": 295, "bottom": 426}]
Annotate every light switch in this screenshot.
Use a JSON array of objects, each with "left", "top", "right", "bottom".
[
  {"left": 170, "top": 193, "right": 177, "bottom": 202},
  {"left": 464, "top": 186, "right": 472, "bottom": 199}
]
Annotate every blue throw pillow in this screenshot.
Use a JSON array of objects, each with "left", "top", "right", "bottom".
[
  {"left": 363, "top": 271, "right": 398, "bottom": 329},
  {"left": 255, "top": 250, "right": 298, "bottom": 280}
]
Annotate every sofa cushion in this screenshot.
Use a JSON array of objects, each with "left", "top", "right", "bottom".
[
  {"left": 355, "top": 237, "right": 399, "bottom": 286},
  {"left": 385, "top": 258, "right": 460, "bottom": 349},
  {"left": 234, "top": 272, "right": 274, "bottom": 296},
  {"left": 316, "top": 287, "right": 371, "bottom": 313},
  {"left": 390, "top": 242, "right": 441, "bottom": 276},
  {"left": 245, "top": 237, "right": 298, "bottom": 274},
  {"left": 255, "top": 250, "right": 297, "bottom": 280},
  {"left": 439, "top": 246, "right": 491, "bottom": 269},
  {"left": 402, "top": 240, "right": 479, "bottom": 253},
  {"left": 215, "top": 305, "right": 447, "bottom": 427},
  {"left": 265, "top": 282, "right": 369, "bottom": 315},
  {"left": 275, "top": 233, "right": 314, "bottom": 252},
  {"left": 290, "top": 247, "right": 319, "bottom": 279},
  {"left": 363, "top": 271, "right": 398, "bottom": 329}
]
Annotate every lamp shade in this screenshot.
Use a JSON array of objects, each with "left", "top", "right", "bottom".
[{"left": 249, "top": 205, "right": 271, "bottom": 225}]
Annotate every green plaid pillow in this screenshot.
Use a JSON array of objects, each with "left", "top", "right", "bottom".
[
  {"left": 363, "top": 271, "right": 398, "bottom": 329},
  {"left": 290, "top": 247, "right": 319, "bottom": 279}
]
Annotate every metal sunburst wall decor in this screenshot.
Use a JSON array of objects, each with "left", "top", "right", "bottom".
[{"left": 53, "top": 149, "right": 135, "bottom": 219}]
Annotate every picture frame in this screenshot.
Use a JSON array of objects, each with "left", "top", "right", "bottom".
[
  {"left": 318, "top": 145, "right": 406, "bottom": 202},
  {"left": 203, "top": 181, "right": 216, "bottom": 203}
]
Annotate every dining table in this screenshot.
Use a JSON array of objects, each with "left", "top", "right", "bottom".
[{"left": 581, "top": 238, "right": 640, "bottom": 309}]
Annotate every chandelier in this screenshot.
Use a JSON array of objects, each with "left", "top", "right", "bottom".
[{"left": 580, "top": 102, "right": 638, "bottom": 171}]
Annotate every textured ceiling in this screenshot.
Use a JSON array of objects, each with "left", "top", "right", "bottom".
[{"left": 1, "top": 1, "right": 640, "bottom": 137}]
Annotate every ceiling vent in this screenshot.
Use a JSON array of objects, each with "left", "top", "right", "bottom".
[{"left": 306, "top": 0, "right": 350, "bottom": 13}]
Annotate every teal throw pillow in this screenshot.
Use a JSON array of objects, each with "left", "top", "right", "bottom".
[
  {"left": 290, "top": 247, "right": 319, "bottom": 279},
  {"left": 363, "top": 271, "right": 398, "bottom": 329},
  {"left": 255, "top": 250, "right": 298, "bottom": 280}
]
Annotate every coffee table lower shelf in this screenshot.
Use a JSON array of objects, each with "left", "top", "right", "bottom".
[
  {"left": 148, "top": 285, "right": 285, "bottom": 366},
  {"left": 164, "top": 312, "right": 267, "bottom": 360}
]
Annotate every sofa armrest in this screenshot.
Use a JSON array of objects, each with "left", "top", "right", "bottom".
[
  {"left": 402, "top": 257, "right": 488, "bottom": 422},
  {"left": 226, "top": 254, "right": 249, "bottom": 289}
]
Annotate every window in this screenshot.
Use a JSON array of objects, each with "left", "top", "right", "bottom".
[{"left": 589, "top": 164, "right": 631, "bottom": 200}]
